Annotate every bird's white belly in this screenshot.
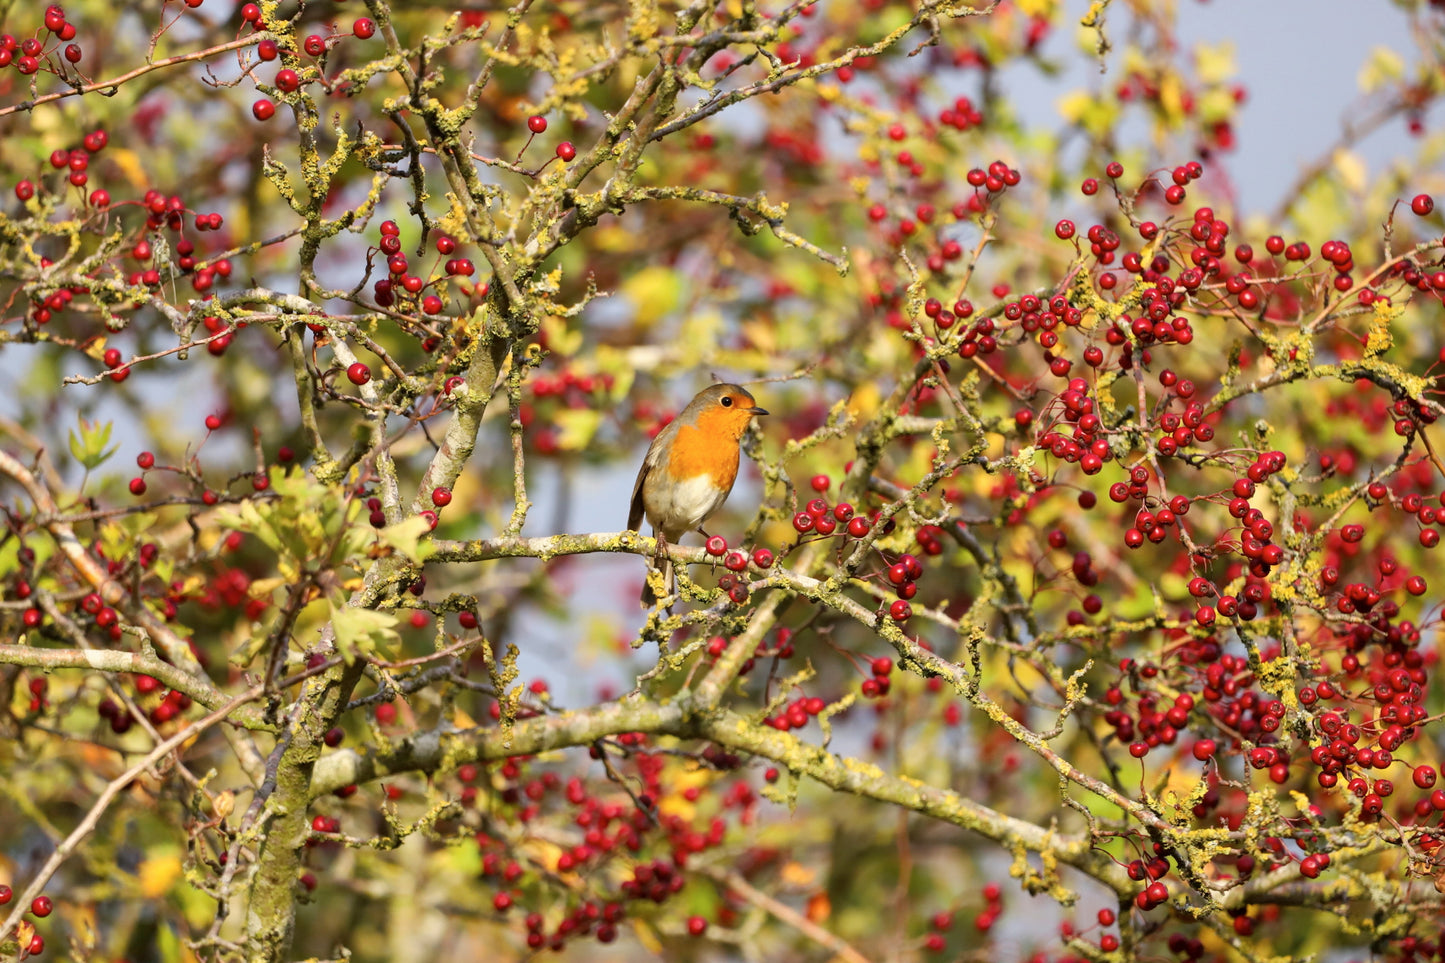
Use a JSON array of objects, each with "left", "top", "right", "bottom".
[{"left": 650, "top": 473, "right": 728, "bottom": 536}]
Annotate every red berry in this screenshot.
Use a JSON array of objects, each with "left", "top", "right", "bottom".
[
  {"left": 346, "top": 362, "right": 371, "bottom": 385},
  {"left": 31, "top": 895, "right": 53, "bottom": 917},
  {"left": 1411, "top": 193, "right": 1434, "bottom": 217},
  {"left": 686, "top": 916, "right": 707, "bottom": 936},
  {"left": 888, "top": 599, "right": 911, "bottom": 622},
  {"left": 353, "top": 18, "right": 376, "bottom": 39},
  {"left": 705, "top": 535, "right": 727, "bottom": 556},
  {"left": 431, "top": 487, "right": 452, "bottom": 507},
  {"left": 556, "top": 141, "right": 576, "bottom": 161},
  {"left": 527, "top": 115, "right": 548, "bottom": 134},
  {"left": 129, "top": 477, "right": 147, "bottom": 496},
  {"left": 252, "top": 98, "right": 276, "bottom": 121}
]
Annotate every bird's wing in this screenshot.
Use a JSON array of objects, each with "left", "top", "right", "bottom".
[
  {"left": 627, "top": 423, "right": 674, "bottom": 531},
  {"left": 627, "top": 460, "right": 650, "bottom": 532}
]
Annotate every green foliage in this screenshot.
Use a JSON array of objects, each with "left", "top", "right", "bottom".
[{"left": 67, "top": 416, "right": 115, "bottom": 471}]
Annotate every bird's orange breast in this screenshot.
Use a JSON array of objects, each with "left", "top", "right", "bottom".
[{"left": 665, "top": 419, "right": 740, "bottom": 490}]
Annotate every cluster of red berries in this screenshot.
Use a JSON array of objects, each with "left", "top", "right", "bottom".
[
  {"left": 371, "top": 220, "right": 475, "bottom": 317},
  {"left": 246, "top": 6, "right": 375, "bottom": 120},
  {"left": 921, "top": 881, "right": 1003, "bottom": 952},
  {"left": 462, "top": 738, "right": 749, "bottom": 955},
  {"left": 0, "top": 5, "right": 80, "bottom": 77},
  {"left": 764, "top": 694, "right": 827, "bottom": 730},
  {"left": 791, "top": 496, "right": 870, "bottom": 539},
  {"left": 0, "top": 886, "right": 52, "bottom": 955},
  {"left": 860, "top": 655, "right": 893, "bottom": 698},
  {"left": 16, "top": 131, "right": 234, "bottom": 339}
]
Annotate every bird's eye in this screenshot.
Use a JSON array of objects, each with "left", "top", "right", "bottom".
[{"left": 720, "top": 396, "right": 733, "bottom": 407}]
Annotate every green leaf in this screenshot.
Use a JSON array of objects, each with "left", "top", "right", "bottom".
[
  {"left": 68, "top": 416, "right": 116, "bottom": 471},
  {"left": 330, "top": 601, "right": 400, "bottom": 664},
  {"left": 376, "top": 515, "right": 436, "bottom": 565}
]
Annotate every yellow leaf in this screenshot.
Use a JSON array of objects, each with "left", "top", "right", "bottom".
[
  {"left": 1157, "top": 74, "right": 1185, "bottom": 124},
  {"left": 1333, "top": 149, "right": 1367, "bottom": 195},
  {"left": 541, "top": 314, "right": 583, "bottom": 356},
  {"left": 1056, "top": 90, "right": 1118, "bottom": 138},
  {"left": 631, "top": 918, "right": 665, "bottom": 954},
  {"left": 108, "top": 148, "right": 151, "bottom": 190},
  {"left": 523, "top": 837, "right": 567, "bottom": 873},
  {"left": 1194, "top": 41, "right": 1236, "bottom": 85},
  {"left": 679, "top": 309, "right": 724, "bottom": 365},
  {"left": 555, "top": 408, "right": 604, "bottom": 451},
  {"left": 620, "top": 265, "right": 684, "bottom": 328},
  {"left": 1016, "top": 0, "right": 1053, "bottom": 16},
  {"left": 1056, "top": 90, "right": 1092, "bottom": 125},
  {"left": 657, "top": 766, "right": 713, "bottom": 822},
  {"left": 139, "top": 853, "right": 183, "bottom": 899},
  {"left": 591, "top": 225, "right": 635, "bottom": 252},
  {"left": 247, "top": 577, "right": 288, "bottom": 599},
  {"left": 1358, "top": 45, "right": 1404, "bottom": 94},
  {"left": 741, "top": 319, "right": 776, "bottom": 354},
  {"left": 846, "top": 383, "right": 882, "bottom": 420},
  {"left": 1196, "top": 87, "right": 1237, "bottom": 124}
]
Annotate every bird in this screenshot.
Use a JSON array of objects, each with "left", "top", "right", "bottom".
[{"left": 627, "top": 383, "right": 768, "bottom": 607}]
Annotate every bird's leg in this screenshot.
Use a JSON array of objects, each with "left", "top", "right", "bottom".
[{"left": 643, "top": 527, "right": 676, "bottom": 611}]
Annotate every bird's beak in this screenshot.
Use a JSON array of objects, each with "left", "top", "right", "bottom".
[{"left": 749, "top": 405, "right": 769, "bottom": 416}]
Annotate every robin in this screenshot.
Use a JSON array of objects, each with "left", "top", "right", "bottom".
[{"left": 628, "top": 383, "right": 768, "bottom": 607}]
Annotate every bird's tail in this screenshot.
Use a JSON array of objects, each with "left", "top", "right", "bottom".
[{"left": 641, "top": 557, "right": 675, "bottom": 608}]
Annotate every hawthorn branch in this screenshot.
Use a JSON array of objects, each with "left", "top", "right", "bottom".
[
  {"left": 0, "top": 643, "right": 270, "bottom": 731},
  {"left": 704, "top": 868, "right": 875, "bottom": 963},
  {"left": 0, "top": 35, "right": 261, "bottom": 119}
]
